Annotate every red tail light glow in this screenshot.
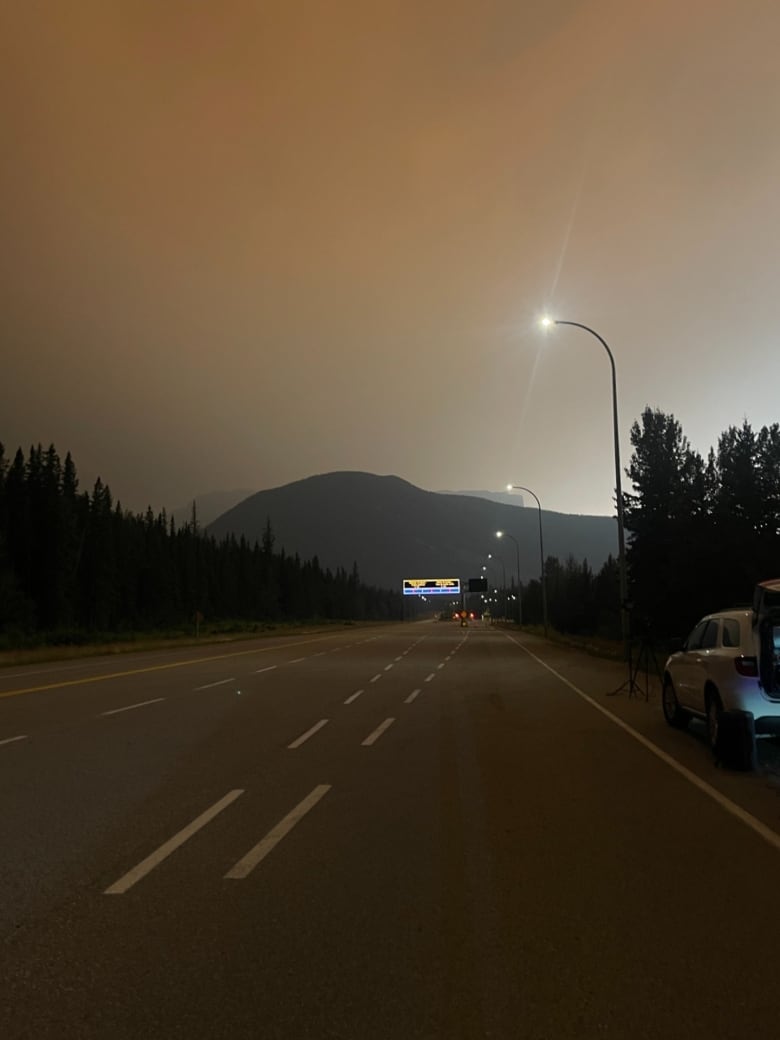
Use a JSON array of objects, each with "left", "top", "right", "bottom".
[{"left": 734, "top": 656, "right": 758, "bottom": 677}]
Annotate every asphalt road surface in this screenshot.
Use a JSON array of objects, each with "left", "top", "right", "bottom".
[{"left": 1, "top": 621, "right": 779, "bottom": 1039}]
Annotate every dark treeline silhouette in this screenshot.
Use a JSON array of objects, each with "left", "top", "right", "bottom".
[
  {"left": 514, "top": 407, "right": 780, "bottom": 645},
  {"left": 623, "top": 408, "right": 780, "bottom": 640},
  {"left": 4, "top": 410, "right": 776, "bottom": 649},
  {"left": 0, "top": 443, "right": 400, "bottom": 645},
  {"left": 516, "top": 554, "right": 621, "bottom": 640}
]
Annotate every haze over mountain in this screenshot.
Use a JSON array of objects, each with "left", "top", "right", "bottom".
[
  {"left": 207, "top": 472, "right": 617, "bottom": 592},
  {"left": 178, "top": 486, "right": 524, "bottom": 528},
  {"left": 438, "top": 489, "right": 526, "bottom": 509}
]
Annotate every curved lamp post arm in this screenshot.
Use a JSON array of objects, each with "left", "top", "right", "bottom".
[
  {"left": 507, "top": 484, "right": 548, "bottom": 636},
  {"left": 544, "top": 319, "right": 628, "bottom": 648}
]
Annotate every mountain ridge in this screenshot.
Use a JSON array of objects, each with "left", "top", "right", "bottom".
[{"left": 207, "top": 471, "right": 618, "bottom": 592}]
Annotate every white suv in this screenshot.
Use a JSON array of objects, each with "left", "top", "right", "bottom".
[{"left": 662, "top": 580, "right": 780, "bottom": 755}]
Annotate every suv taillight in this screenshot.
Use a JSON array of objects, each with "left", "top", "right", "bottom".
[{"left": 734, "top": 655, "right": 758, "bottom": 677}]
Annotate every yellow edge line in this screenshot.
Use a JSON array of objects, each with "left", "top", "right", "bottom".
[{"left": 0, "top": 635, "right": 334, "bottom": 700}]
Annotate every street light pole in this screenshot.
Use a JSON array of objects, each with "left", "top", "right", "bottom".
[
  {"left": 496, "top": 531, "right": 522, "bottom": 625},
  {"left": 540, "top": 318, "right": 629, "bottom": 654},
  {"left": 506, "top": 484, "right": 548, "bottom": 636}
]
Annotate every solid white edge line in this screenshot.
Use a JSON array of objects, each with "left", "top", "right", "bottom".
[
  {"left": 105, "top": 789, "right": 244, "bottom": 894},
  {"left": 344, "top": 689, "right": 364, "bottom": 705},
  {"left": 424, "top": 672, "right": 436, "bottom": 683},
  {"left": 362, "top": 717, "right": 396, "bottom": 746},
  {"left": 504, "top": 634, "right": 780, "bottom": 854},
  {"left": 100, "top": 697, "right": 166, "bottom": 717},
  {"left": 254, "top": 665, "right": 277, "bottom": 674},
  {"left": 0, "top": 734, "right": 28, "bottom": 747},
  {"left": 288, "top": 718, "right": 329, "bottom": 749},
  {"left": 194, "top": 677, "right": 235, "bottom": 691},
  {"left": 405, "top": 689, "right": 421, "bottom": 704},
  {"left": 225, "top": 785, "right": 332, "bottom": 879}
]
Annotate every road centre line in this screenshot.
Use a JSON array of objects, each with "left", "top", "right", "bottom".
[
  {"left": 0, "top": 634, "right": 341, "bottom": 700},
  {"left": 384, "top": 664, "right": 394, "bottom": 671},
  {"left": 225, "top": 785, "right": 331, "bottom": 880},
  {"left": 370, "top": 673, "right": 382, "bottom": 683},
  {"left": 289, "top": 657, "right": 306, "bottom": 664},
  {"left": 194, "top": 677, "right": 235, "bottom": 691},
  {"left": 424, "top": 673, "right": 436, "bottom": 683},
  {"left": 344, "top": 689, "right": 364, "bottom": 705},
  {"left": 505, "top": 634, "right": 780, "bottom": 855},
  {"left": 405, "top": 689, "right": 421, "bottom": 704},
  {"left": 362, "top": 718, "right": 395, "bottom": 746},
  {"left": 288, "top": 719, "right": 329, "bottom": 749},
  {"left": 105, "top": 789, "right": 244, "bottom": 895},
  {"left": 0, "top": 734, "right": 28, "bottom": 747},
  {"left": 100, "top": 698, "right": 166, "bottom": 717},
  {"left": 395, "top": 656, "right": 403, "bottom": 661},
  {"left": 254, "top": 665, "right": 277, "bottom": 674},
  {"left": 437, "top": 663, "right": 445, "bottom": 670}
]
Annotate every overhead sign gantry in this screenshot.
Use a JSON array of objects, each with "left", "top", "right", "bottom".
[{"left": 402, "top": 578, "right": 461, "bottom": 597}]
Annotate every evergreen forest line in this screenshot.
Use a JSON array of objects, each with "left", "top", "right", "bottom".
[
  {"left": 2, "top": 407, "right": 779, "bottom": 650},
  {"left": 0, "top": 443, "right": 400, "bottom": 647}
]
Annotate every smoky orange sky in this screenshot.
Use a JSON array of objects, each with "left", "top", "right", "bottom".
[{"left": 2, "top": 0, "right": 779, "bottom": 519}]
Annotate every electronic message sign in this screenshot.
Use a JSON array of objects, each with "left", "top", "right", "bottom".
[{"left": 403, "top": 578, "right": 461, "bottom": 597}]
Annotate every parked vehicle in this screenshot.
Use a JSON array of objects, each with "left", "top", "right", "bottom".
[{"left": 662, "top": 579, "right": 780, "bottom": 766}]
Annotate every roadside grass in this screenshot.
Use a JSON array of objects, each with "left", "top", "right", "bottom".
[
  {"left": 0, "top": 618, "right": 379, "bottom": 669},
  {"left": 494, "top": 620, "right": 628, "bottom": 661}
]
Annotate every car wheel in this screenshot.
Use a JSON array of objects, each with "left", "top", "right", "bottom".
[
  {"left": 662, "top": 678, "right": 690, "bottom": 729},
  {"left": 706, "top": 690, "right": 723, "bottom": 751}
]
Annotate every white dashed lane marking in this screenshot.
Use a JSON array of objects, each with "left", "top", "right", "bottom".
[
  {"left": 100, "top": 698, "right": 165, "bottom": 717},
  {"left": 225, "top": 785, "right": 332, "bottom": 880},
  {"left": 362, "top": 718, "right": 395, "bottom": 746},
  {"left": 0, "top": 734, "right": 28, "bottom": 747},
  {"left": 194, "top": 677, "right": 235, "bottom": 691},
  {"left": 288, "top": 719, "right": 329, "bottom": 750},
  {"left": 105, "top": 789, "right": 244, "bottom": 895}
]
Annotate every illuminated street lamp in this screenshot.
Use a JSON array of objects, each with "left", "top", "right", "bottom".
[
  {"left": 495, "top": 530, "right": 522, "bottom": 625},
  {"left": 506, "top": 484, "right": 548, "bottom": 636},
  {"left": 540, "top": 317, "right": 629, "bottom": 651}
]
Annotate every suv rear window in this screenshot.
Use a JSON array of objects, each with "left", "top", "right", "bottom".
[
  {"left": 722, "top": 618, "right": 741, "bottom": 647},
  {"left": 700, "top": 620, "right": 719, "bottom": 649}
]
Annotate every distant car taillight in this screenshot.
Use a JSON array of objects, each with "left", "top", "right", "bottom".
[{"left": 734, "top": 655, "right": 759, "bottom": 677}]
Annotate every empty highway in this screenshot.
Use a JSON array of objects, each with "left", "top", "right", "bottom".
[{"left": 1, "top": 621, "right": 779, "bottom": 1039}]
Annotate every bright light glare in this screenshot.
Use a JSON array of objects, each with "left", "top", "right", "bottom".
[
  {"left": 540, "top": 316, "right": 554, "bottom": 328},
  {"left": 496, "top": 531, "right": 503, "bottom": 538}
]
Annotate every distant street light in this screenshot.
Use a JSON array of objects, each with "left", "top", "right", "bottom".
[
  {"left": 488, "top": 552, "right": 506, "bottom": 618},
  {"left": 506, "top": 484, "right": 548, "bottom": 636},
  {"left": 540, "top": 317, "right": 629, "bottom": 653},
  {"left": 495, "top": 530, "right": 522, "bottom": 625}
]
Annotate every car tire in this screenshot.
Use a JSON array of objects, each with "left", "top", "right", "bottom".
[
  {"left": 662, "top": 678, "right": 690, "bottom": 729},
  {"left": 706, "top": 690, "right": 723, "bottom": 751}
]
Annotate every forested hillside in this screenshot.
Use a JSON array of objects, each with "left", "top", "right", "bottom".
[
  {"left": 0, "top": 444, "right": 398, "bottom": 646},
  {"left": 2, "top": 408, "right": 778, "bottom": 651}
]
